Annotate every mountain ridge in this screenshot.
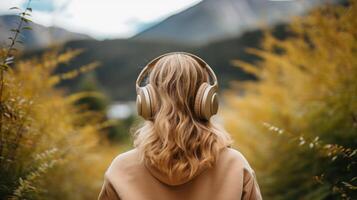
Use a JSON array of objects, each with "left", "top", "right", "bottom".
[
  {"left": 133, "top": 0, "right": 319, "bottom": 45},
  {"left": 0, "top": 15, "right": 91, "bottom": 50},
  {"left": 24, "top": 24, "right": 289, "bottom": 101}
]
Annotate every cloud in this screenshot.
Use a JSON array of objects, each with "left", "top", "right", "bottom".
[{"left": 0, "top": 0, "right": 202, "bottom": 39}]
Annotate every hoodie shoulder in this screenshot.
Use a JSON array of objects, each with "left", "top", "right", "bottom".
[
  {"left": 112, "top": 149, "right": 140, "bottom": 164},
  {"left": 105, "top": 149, "right": 142, "bottom": 178},
  {"left": 223, "top": 149, "right": 262, "bottom": 199},
  {"left": 219, "top": 148, "right": 254, "bottom": 173}
]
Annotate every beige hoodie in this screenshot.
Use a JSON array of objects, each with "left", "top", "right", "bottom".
[{"left": 98, "top": 147, "right": 262, "bottom": 200}]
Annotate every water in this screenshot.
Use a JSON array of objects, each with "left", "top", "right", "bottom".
[{"left": 107, "top": 101, "right": 136, "bottom": 119}]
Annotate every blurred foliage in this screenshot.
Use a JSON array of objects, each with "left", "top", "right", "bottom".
[
  {"left": 74, "top": 72, "right": 136, "bottom": 143},
  {"left": 107, "top": 115, "right": 136, "bottom": 143},
  {"left": 224, "top": 1, "right": 357, "bottom": 199},
  {"left": 75, "top": 72, "right": 109, "bottom": 112},
  {"left": 0, "top": 48, "right": 121, "bottom": 199}
]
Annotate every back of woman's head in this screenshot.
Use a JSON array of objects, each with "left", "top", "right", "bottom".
[{"left": 134, "top": 53, "right": 232, "bottom": 182}]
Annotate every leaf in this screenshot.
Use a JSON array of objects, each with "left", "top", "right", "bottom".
[
  {"left": 22, "top": 26, "right": 32, "bottom": 30},
  {"left": 21, "top": 17, "right": 32, "bottom": 23},
  {"left": 299, "top": 140, "right": 305, "bottom": 146},
  {"left": 9, "top": 7, "right": 20, "bottom": 10},
  {"left": 10, "top": 29, "right": 19, "bottom": 33},
  {"left": 5, "top": 56, "right": 13, "bottom": 61},
  {"left": 5, "top": 56, "right": 14, "bottom": 64},
  {"left": 341, "top": 182, "right": 357, "bottom": 190},
  {"left": 0, "top": 63, "right": 10, "bottom": 70},
  {"left": 231, "top": 60, "right": 261, "bottom": 76},
  {"left": 313, "top": 136, "right": 319, "bottom": 142},
  {"left": 4, "top": 112, "right": 11, "bottom": 118},
  {"left": 349, "top": 149, "right": 357, "bottom": 157}
]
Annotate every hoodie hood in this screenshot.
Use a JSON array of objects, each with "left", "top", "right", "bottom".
[{"left": 144, "top": 162, "right": 208, "bottom": 186}]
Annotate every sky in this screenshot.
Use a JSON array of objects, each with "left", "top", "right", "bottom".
[{"left": 0, "top": 0, "right": 202, "bottom": 39}]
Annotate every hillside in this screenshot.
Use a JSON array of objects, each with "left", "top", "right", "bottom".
[
  {"left": 134, "top": 0, "right": 317, "bottom": 45},
  {"left": 25, "top": 24, "right": 287, "bottom": 101},
  {"left": 0, "top": 15, "right": 91, "bottom": 49}
]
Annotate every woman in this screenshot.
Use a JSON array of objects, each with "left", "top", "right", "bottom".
[{"left": 99, "top": 52, "right": 262, "bottom": 200}]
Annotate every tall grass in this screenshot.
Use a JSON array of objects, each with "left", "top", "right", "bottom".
[
  {"left": 0, "top": 2, "right": 125, "bottom": 198},
  {"left": 0, "top": 2, "right": 136, "bottom": 199},
  {"left": 224, "top": 1, "right": 357, "bottom": 199},
  {"left": 0, "top": 47, "right": 114, "bottom": 199}
]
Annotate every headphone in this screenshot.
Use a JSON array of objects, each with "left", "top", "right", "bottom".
[{"left": 136, "top": 52, "right": 219, "bottom": 121}]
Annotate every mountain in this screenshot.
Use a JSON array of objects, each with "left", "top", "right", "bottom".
[
  {"left": 13, "top": 0, "right": 309, "bottom": 100},
  {"left": 133, "top": 0, "right": 320, "bottom": 45},
  {"left": 24, "top": 24, "right": 288, "bottom": 101},
  {"left": 0, "top": 15, "right": 91, "bottom": 50}
]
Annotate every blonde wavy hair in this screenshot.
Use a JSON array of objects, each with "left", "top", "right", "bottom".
[{"left": 134, "top": 53, "right": 232, "bottom": 182}]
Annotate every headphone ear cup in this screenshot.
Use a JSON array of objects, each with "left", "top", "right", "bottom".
[
  {"left": 204, "top": 86, "right": 218, "bottom": 119},
  {"left": 146, "top": 84, "right": 157, "bottom": 116},
  {"left": 194, "top": 83, "right": 209, "bottom": 119},
  {"left": 194, "top": 83, "right": 219, "bottom": 120},
  {"left": 136, "top": 91, "right": 143, "bottom": 117},
  {"left": 136, "top": 86, "right": 152, "bottom": 120}
]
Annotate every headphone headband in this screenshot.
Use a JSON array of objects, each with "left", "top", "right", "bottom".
[{"left": 136, "top": 52, "right": 218, "bottom": 92}]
